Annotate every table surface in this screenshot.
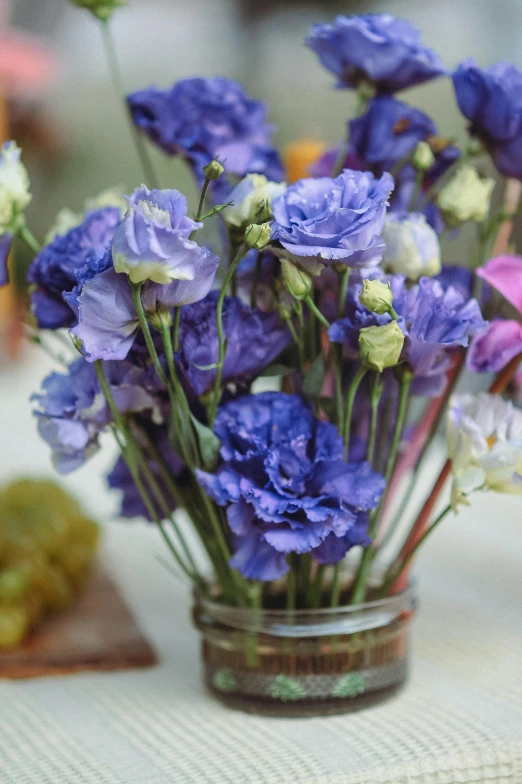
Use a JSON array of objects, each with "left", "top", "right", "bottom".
[{"left": 1, "top": 352, "right": 522, "bottom": 784}]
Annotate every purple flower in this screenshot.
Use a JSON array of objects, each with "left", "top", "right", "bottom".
[
  {"left": 107, "top": 425, "right": 184, "bottom": 520},
  {"left": 197, "top": 393, "right": 384, "bottom": 580},
  {"left": 0, "top": 233, "right": 12, "bottom": 286},
  {"left": 112, "top": 187, "right": 214, "bottom": 285},
  {"left": 32, "top": 357, "right": 160, "bottom": 473},
  {"left": 28, "top": 207, "right": 121, "bottom": 329},
  {"left": 127, "top": 77, "right": 284, "bottom": 183},
  {"left": 73, "top": 248, "right": 219, "bottom": 362},
  {"left": 306, "top": 14, "right": 446, "bottom": 93},
  {"left": 176, "top": 293, "right": 290, "bottom": 395},
  {"left": 272, "top": 169, "right": 394, "bottom": 268},
  {"left": 467, "top": 319, "right": 522, "bottom": 373},
  {"left": 329, "top": 276, "right": 486, "bottom": 395},
  {"left": 453, "top": 59, "right": 522, "bottom": 178}
]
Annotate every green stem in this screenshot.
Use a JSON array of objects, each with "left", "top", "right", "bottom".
[
  {"left": 208, "top": 243, "right": 248, "bottom": 426},
  {"left": 350, "top": 369, "right": 412, "bottom": 605},
  {"left": 330, "top": 564, "right": 342, "bottom": 608},
  {"left": 251, "top": 252, "right": 262, "bottom": 309},
  {"left": 409, "top": 170, "right": 424, "bottom": 211},
  {"left": 101, "top": 22, "right": 158, "bottom": 188},
  {"left": 307, "top": 564, "right": 326, "bottom": 608},
  {"left": 131, "top": 283, "right": 167, "bottom": 386},
  {"left": 195, "top": 177, "right": 212, "bottom": 222},
  {"left": 343, "top": 366, "right": 368, "bottom": 459},
  {"left": 304, "top": 295, "right": 330, "bottom": 328},
  {"left": 333, "top": 267, "right": 350, "bottom": 434},
  {"left": 18, "top": 225, "right": 41, "bottom": 254},
  {"left": 378, "top": 504, "right": 452, "bottom": 597},
  {"left": 172, "top": 306, "right": 181, "bottom": 352},
  {"left": 296, "top": 300, "right": 306, "bottom": 374},
  {"left": 367, "top": 374, "right": 384, "bottom": 467}
]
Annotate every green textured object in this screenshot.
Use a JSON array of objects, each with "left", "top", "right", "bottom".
[
  {"left": 331, "top": 672, "right": 367, "bottom": 698},
  {"left": 268, "top": 675, "right": 306, "bottom": 702},
  {"left": 69, "top": 0, "right": 127, "bottom": 22},
  {"left": 212, "top": 668, "right": 238, "bottom": 693}
]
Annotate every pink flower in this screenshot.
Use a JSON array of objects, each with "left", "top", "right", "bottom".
[{"left": 467, "top": 255, "right": 522, "bottom": 374}]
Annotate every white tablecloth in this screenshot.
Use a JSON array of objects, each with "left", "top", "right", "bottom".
[{"left": 1, "top": 353, "right": 522, "bottom": 784}]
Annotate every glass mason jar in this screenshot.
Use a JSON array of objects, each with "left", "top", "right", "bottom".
[{"left": 193, "top": 585, "right": 417, "bottom": 717}]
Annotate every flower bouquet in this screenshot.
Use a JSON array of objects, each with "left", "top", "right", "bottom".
[{"left": 2, "top": 3, "right": 521, "bottom": 716}]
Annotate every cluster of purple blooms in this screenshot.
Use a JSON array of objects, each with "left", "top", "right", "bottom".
[{"left": 22, "top": 12, "right": 522, "bottom": 586}]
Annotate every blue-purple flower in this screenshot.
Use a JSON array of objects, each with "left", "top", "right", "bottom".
[
  {"left": 0, "top": 233, "right": 12, "bottom": 286},
  {"left": 112, "top": 187, "right": 213, "bottom": 285},
  {"left": 28, "top": 207, "right": 121, "bottom": 329},
  {"left": 272, "top": 169, "right": 394, "bottom": 268},
  {"left": 33, "top": 357, "right": 160, "bottom": 473},
  {"left": 197, "top": 393, "right": 384, "bottom": 580},
  {"left": 329, "top": 276, "right": 486, "bottom": 395},
  {"left": 176, "top": 293, "right": 290, "bottom": 395},
  {"left": 127, "top": 77, "right": 284, "bottom": 183},
  {"left": 73, "top": 247, "right": 219, "bottom": 362},
  {"left": 306, "top": 14, "right": 446, "bottom": 93},
  {"left": 453, "top": 59, "right": 522, "bottom": 178}
]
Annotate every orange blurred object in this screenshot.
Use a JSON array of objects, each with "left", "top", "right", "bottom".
[{"left": 283, "top": 138, "right": 325, "bottom": 183}]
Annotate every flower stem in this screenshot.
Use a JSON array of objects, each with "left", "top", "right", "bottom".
[
  {"left": 379, "top": 504, "right": 452, "bottom": 597},
  {"left": 18, "top": 225, "right": 41, "bottom": 254},
  {"left": 334, "top": 267, "right": 350, "bottom": 433},
  {"left": 172, "top": 306, "right": 181, "bottom": 352},
  {"left": 343, "top": 366, "right": 368, "bottom": 459},
  {"left": 367, "top": 374, "right": 384, "bottom": 466},
  {"left": 100, "top": 21, "right": 158, "bottom": 189},
  {"left": 208, "top": 243, "right": 248, "bottom": 426},
  {"left": 304, "top": 295, "right": 330, "bottom": 328},
  {"left": 131, "top": 283, "right": 167, "bottom": 385}
]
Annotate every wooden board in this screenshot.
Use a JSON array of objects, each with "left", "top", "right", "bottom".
[{"left": 0, "top": 567, "right": 157, "bottom": 679}]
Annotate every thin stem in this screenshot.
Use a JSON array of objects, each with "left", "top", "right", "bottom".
[
  {"left": 334, "top": 267, "right": 350, "bottom": 434},
  {"left": 307, "top": 564, "right": 326, "bottom": 608},
  {"left": 208, "top": 243, "right": 248, "bottom": 426},
  {"left": 100, "top": 21, "right": 158, "bottom": 188},
  {"left": 296, "top": 300, "right": 306, "bottom": 374},
  {"left": 330, "top": 564, "right": 342, "bottom": 608},
  {"left": 367, "top": 374, "right": 384, "bottom": 466},
  {"left": 172, "top": 306, "right": 181, "bottom": 352},
  {"left": 343, "top": 366, "right": 368, "bottom": 459},
  {"left": 18, "top": 225, "right": 41, "bottom": 254},
  {"left": 251, "top": 252, "right": 262, "bottom": 309},
  {"left": 409, "top": 171, "right": 424, "bottom": 211},
  {"left": 195, "top": 177, "right": 212, "bottom": 222},
  {"left": 379, "top": 504, "right": 452, "bottom": 597},
  {"left": 304, "top": 295, "right": 330, "bottom": 328},
  {"left": 131, "top": 283, "right": 167, "bottom": 385}
]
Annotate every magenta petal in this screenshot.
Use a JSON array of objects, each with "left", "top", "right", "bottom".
[
  {"left": 467, "top": 319, "right": 522, "bottom": 373},
  {"left": 477, "top": 255, "right": 522, "bottom": 314}
]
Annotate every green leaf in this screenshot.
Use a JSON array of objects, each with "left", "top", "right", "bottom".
[
  {"left": 302, "top": 353, "right": 325, "bottom": 400},
  {"left": 268, "top": 675, "right": 306, "bottom": 702},
  {"left": 331, "top": 672, "right": 367, "bottom": 698},
  {"left": 191, "top": 415, "right": 221, "bottom": 470},
  {"left": 259, "top": 363, "right": 295, "bottom": 377},
  {"left": 212, "top": 668, "right": 237, "bottom": 693},
  {"left": 199, "top": 202, "right": 234, "bottom": 221},
  {"left": 193, "top": 362, "right": 219, "bottom": 371}
]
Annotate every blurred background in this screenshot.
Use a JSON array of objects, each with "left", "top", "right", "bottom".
[{"left": 2, "top": 0, "right": 522, "bottom": 521}]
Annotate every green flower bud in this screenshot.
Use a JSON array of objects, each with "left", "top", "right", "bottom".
[
  {"left": 203, "top": 159, "right": 225, "bottom": 181},
  {"left": 359, "top": 321, "right": 405, "bottom": 372},
  {"left": 359, "top": 279, "right": 394, "bottom": 315},
  {"left": 69, "top": 0, "right": 127, "bottom": 21},
  {"left": 255, "top": 199, "right": 274, "bottom": 224},
  {"left": 412, "top": 141, "right": 435, "bottom": 172},
  {"left": 245, "top": 222, "right": 271, "bottom": 250},
  {"left": 281, "top": 259, "right": 312, "bottom": 300},
  {"left": 437, "top": 164, "right": 495, "bottom": 226}
]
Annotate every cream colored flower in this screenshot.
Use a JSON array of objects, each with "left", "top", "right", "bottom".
[
  {"left": 223, "top": 174, "right": 286, "bottom": 228},
  {"left": 0, "top": 141, "right": 31, "bottom": 234}
]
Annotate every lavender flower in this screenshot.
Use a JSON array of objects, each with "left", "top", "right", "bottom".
[
  {"left": 467, "top": 319, "right": 522, "bottom": 373},
  {"left": 176, "top": 293, "right": 290, "bottom": 395},
  {"left": 0, "top": 234, "right": 12, "bottom": 286},
  {"left": 306, "top": 14, "right": 446, "bottom": 92},
  {"left": 127, "top": 77, "right": 284, "bottom": 183},
  {"left": 73, "top": 248, "right": 219, "bottom": 362},
  {"left": 112, "top": 187, "right": 213, "bottom": 285},
  {"left": 272, "top": 169, "right": 394, "bottom": 268},
  {"left": 453, "top": 59, "right": 522, "bottom": 178},
  {"left": 33, "top": 358, "right": 160, "bottom": 473},
  {"left": 28, "top": 207, "right": 121, "bottom": 329},
  {"left": 197, "top": 393, "right": 384, "bottom": 580}
]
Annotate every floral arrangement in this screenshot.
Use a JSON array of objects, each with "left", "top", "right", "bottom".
[{"left": 1, "top": 3, "right": 521, "bottom": 615}]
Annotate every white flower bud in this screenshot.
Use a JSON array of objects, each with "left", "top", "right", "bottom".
[
  {"left": 224, "top": 174, "right": 286, "bottom": 228},
  {"left": 245, "top": 222, "right": 272, "bottom": 250},
  {"left": 281, "top": 259, "right": 312, "bottom": 300},
  {"left": 381, "top": 212, "right": 441, "bottom": 281},
  {"left": 203, "top": 160, "right": 225, "bottom": 181},
  {"left": 359, "top": 279, "right": 394, "bottom": 315},
  {"left": 0, "top": 142, "right": 31, "bottom": 235},
  {"left": 359, "top": 322, "right": 405, "bottom": 372},
  {"left": 412, "top": 141, "right": 435, "bottom": 172},
  {"left": 437, "top": 165, "right": 495, "bottom": 226}
]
